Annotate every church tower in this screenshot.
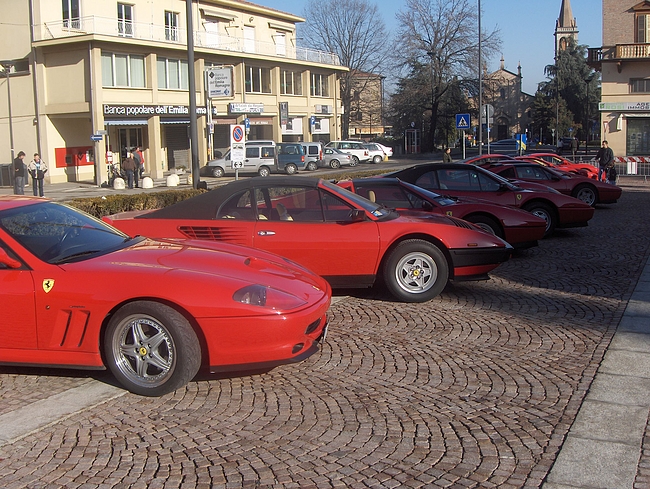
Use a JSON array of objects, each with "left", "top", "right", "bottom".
[{"left": 555, "top": 0, "right": 579, "bottom": 59}]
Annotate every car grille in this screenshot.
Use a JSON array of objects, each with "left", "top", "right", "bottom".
[{"left": 179, "top": 226, "right": 248, "bottom": 244}]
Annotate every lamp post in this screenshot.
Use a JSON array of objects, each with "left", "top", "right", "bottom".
[
  {"left": 584, "top": 75, "right": 594, "bottom": 155},
  {"left": 478, "top": 0, "right": 482, "bottom": 155},
  {"left": 0, "top": 61, "right": 15, "bottom": 163},
  {"left": 185, "top": 0, "right": 200, "bottom": 189}
]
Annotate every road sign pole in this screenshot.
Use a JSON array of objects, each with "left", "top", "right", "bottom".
[{"left": 462, "top": 130, "right": 466, "bottom": 160}]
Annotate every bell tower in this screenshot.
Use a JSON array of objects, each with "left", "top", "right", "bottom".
[{"left": 555, "top": 0, "right": 579, "bottom": 59}]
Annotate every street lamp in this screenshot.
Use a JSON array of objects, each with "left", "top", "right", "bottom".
[
  {"left": 0, "top": 61, "right": 15, "bottom": 163},
  {"left": 478, "top": 0, "right": 482, "bottom": 155},
  {"left": 584, "top": 74, "right": 594, "bottom": 155}
]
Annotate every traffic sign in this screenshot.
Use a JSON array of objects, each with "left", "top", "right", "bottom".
[
  {"left": 90, "top": 134, "right": 103, "bottom": 141},
  {"left": 230, "top": 124, "right": 246, "bottom": 169},
  {"left": 455, "top": 113, "right": 470, "bottom": 130}
]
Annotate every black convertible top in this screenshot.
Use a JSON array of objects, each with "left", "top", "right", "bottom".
[{"left": 138, "top": 176, "right": 324, "bottom": 220}]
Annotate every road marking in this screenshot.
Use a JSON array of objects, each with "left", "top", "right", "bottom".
[{"left": 0, "top": 380, "right": 126, "bottom": 447}]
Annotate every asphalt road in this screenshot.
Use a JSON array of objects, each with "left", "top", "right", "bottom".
[{"left": 0, "top": 171, "right": 649, "bottom": 488}]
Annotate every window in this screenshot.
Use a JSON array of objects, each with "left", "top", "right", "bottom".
[
  {"left": 280, "top": 70, "right": 302, "bottom": 95},
  {"left": 165, "top": 11, "right": 179, "bottom": 41},
  {"left": 275, "top": 32, "right": 286, "bottom": 56},
  {"left": 631, "top": 78, "right": 650, "bottom": 93},
  {"left": 637, "top": 14, "right": 650, "bottom": 43},
  {"left": 102, "top": 52, "right": 145, "bottom": 88},
  {"left": 157, "top": 57, "right": 188, "bottom": 90},
  {"left": 62, "top": 0, "right": 80, "bottom": 29},
  {"left": 243, "top": 26, "right": 255, "bottom": 53},
  {"left": 310, "top": 73, "right": 329, "bottom": 97},
  {"left": 118, "top": 3, "right": 134, "bottom": 37},
  {"left": 245, "top": 65, "right": 271, "bottom": 94}
]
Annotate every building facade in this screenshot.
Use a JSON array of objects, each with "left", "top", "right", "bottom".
[
  {"left": 589, "top": 0, "right": 650, "bottom": 157},
  {"left": 348, "top": 71, "right": 386, "bottom": 140},
  {"left": 0, "top": 0, "right": 347, "bottom": 185},
  {"left": 555, "top": 0, "right": 579, "bottom": 59}
]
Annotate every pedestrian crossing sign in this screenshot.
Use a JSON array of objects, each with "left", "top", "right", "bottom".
[{"left": 456, "top": 113, "right": 471, "bottom": 130}]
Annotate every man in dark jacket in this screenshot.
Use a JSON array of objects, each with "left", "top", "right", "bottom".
[
  {"left": 121, "top": 152, "right": 138, "bottom": 189},
  {"left": 13, "top": 151, "right": 26, "bottom": 195},
  {"left": 596, "top": 140, "right": 614, "bottom": 182}
]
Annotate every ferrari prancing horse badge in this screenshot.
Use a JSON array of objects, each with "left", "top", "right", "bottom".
[{"left": 43, "top": 279, "right": 55, "bottom": 293}]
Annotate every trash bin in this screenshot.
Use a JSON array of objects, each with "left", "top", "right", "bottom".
[{"left": 0, "top": 164, "right": 12, "bottom": 187}]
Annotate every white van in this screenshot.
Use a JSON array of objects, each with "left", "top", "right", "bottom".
[
  {"left": 325, "top": 141, "right": 370, "bottom": 164},
  {"left": 201, "top": 141, "right": 276, "bottom": 177}
]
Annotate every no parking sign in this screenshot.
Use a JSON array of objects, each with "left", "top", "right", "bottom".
[{"left": 230, "top": 124, "right": 246, "bottom": 169}]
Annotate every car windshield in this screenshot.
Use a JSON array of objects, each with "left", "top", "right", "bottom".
[
  {"left": 399, "top": 181, "right": 457, "bottom": 206},
  {"left": 321, "top": 180, "right": 392, "bottom": 218},
  {"left": 0, "top": 202, "right": 139, "bottom": 264}
]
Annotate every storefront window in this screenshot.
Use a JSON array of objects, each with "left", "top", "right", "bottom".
[{"left": 627, "top": 118, "right": 650, "bottom": 156}]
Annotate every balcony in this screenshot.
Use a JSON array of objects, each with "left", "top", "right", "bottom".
[
  {"left": 588, "top": 44, "right": 650, "bottom": 72},
  {"left": 34, "top": 16, "right": 341, "bottom": 66}
]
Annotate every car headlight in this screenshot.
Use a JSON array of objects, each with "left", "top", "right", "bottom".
[{"left": 233, "top": 285, "right": 307, "bottom": 310}]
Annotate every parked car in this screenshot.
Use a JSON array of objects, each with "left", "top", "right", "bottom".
[
  {"left": 463, "top": 154, "right": 516, "bottom": 166},
  {"left": 104, "top": 176, "right": 513, "bottom": 303},
  {"left": 519, "top": 153, "right": 599, "bottom": 180},
  {"left": 337, "top": 178, "right": 547, "bottom": 248},
  {"left": 276, "top": 142, "right": 306, "bottom": 174},
  {"left": 486, "top": 139, "right": 522, "bottom": 155},
  {"left": 363, "top": 143, "right": 386, "bottom": 164},
  {"left": 376, "top": 143, "right": 393, "bottom": 158},
  {"left": 480, "top": 161, "right": 622, "bottom": 207},
  {"left": 320, "top": 147, "right": 354, "bottom": 168},
  {"left": 325, "top": 141, "right": 370, "bottom": 164},
  {"left": 201, "top": 141, "right": 276, "bottom": 178},
  {"left": 301, "top": 142, "right": 324, "bottom": 171},
  {"left": 382, "top": 163, "right": 595, "bottom": 237},
  {"left": 0, "top": 197, "right": 330, "bottom": 396}
]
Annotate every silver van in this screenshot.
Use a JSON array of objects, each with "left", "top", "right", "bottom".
[
  {"left": 201, "top": 141, "right": 276, "bottom": 177},
  {"left": 301, "top": 142, "right": 324, "bottom": 171}
]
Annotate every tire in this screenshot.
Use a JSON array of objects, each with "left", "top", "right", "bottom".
[
  {"left": 350, "top": 156, "right": 359, "bottom": 167},
  {"left": 104, "top": 301, "right": 201, "bottom": 396},
  {"left": 329, "top": 159, "right": 341, "bottom": 169},
  {"left": 285, "top": 163, "right": 298, "bottom": 175},
  {"left": 211, "top": 166, "right": 224, "bottom": 178},
  {"left": 383, "top": 239, "right": 449, "bottom": 302},
  {"left": 373, "top": 155, "right": 382, "bottom": 164},
  {"left": 258, "top": 166, "right": 271, "bottom": 177},
  {"left": 306, "top": 161, "right": 318, "bottom": 171},
  {"left": 465, "top": 215, "right": 503, "bottom": 238},
  {"left": 523, "top": 202, "right": 556, "bottom": 237},
  {"left": 572, "top": 184, "right": 598, "bottom": 207}
]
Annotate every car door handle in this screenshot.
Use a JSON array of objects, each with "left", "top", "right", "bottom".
[{"left": 258, "top": 230, "right": 276, "bottom": 236}]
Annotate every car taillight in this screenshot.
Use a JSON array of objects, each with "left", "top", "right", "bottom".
[
  {"left": 364, "top": 150, "right": 368, "bottom": 156},
  {"left": 301, "top": 156, "right": 304, "bottom": 162}
]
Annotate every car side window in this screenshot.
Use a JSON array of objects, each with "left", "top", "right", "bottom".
[
  {"left": 498, "top": 167, "right": 516, "bottom": 179},
  {"left": 261, "top": 147, "right": 274, "bottom": 158},
  {"left": 321, "top": 190, "right": 356, "bottom": 222},
  {"left": 263, "top": 186, "right": 323, "bottom": 222},
  {"left": 217, "top": 190, "right": 255, "bottom": 220},
  {"left": 517, "top": 167, "right": 547, "bottom": 180},
  {"left": 245, "top": 147, "right": 258, "bottom": 158},
  {"left": 476, "top": 171, "right": 501, "bottom": 191},
  {"left": 438, "top": 169, "right": 478, "bottom": 191},
  {"left": 414, "top": 171, "right": 440, "bottom": 190}
]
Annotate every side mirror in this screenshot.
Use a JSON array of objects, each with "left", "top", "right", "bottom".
[
  {"left": 347, "top": 209, "right": 366, "bottom": 222},
  {"left": 422, "top": 201, "right": 434, "bottom": 211},
  {"left": 0, "top": 248, "right": 22, "bottom": 269}
]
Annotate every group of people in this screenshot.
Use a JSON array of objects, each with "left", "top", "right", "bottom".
[
  {"left": 13, "top": 151, "right": 48, "bottom": 196},
  {"left": 120, "top": 146, "right": 145, "bottom": 189},
  {"left": 596, "top": 140, "right": 617, "bottom": 184}
]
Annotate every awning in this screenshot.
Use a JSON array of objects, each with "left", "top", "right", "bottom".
[
  {"left": 104, "top": 119, "right": 148, "bottom": 126},
  {"left": 160, "top": 118, "right": 189, "bottom": 124}
]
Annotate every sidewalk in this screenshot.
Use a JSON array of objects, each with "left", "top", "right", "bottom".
[{"left": 543, "top": 256, "right": 650, "bottom": 488}]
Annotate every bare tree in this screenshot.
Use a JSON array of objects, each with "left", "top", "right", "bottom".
[
  {"left": 301, "top": 0, "right": 388, "bottom": 139},
  {"left": 393, "top": 0, "right": 500, "bottom": 150}
]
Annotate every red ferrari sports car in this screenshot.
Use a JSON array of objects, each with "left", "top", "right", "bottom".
[
  {"left": 104, "top": 176, "right": 513, "bottom": 303},
  {"left": 481, "top": 162, "right": 622, "bottom": 207},
  {"left": 382, "top": 163, "right": 595, "bottom": 237},
  {"left": 462, "top": 154, "right": 516, "bottom": 165},
  {"left": 337, "top": 178, "right": 546, "bottom": 248},
  {"left": 0, "top": 197, "right": 330, "bottom": 396},
  {"left": 519, "top": 153, "right": 599, "bottom": 180}
]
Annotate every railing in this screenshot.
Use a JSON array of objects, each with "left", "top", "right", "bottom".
[
  {"left": 35, "top": 16, "right": 341, "bottom": 66},
  {"left": 588, "top": 44, "right": 650, "bottom": 63}
]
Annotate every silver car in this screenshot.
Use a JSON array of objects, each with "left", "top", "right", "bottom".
[{"left": 320, "top": 147, "right": 355, "bottom": 169}]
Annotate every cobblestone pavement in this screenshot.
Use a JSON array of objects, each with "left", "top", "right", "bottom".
[{"left": 1, "top": 180, "right": 649, "bottom": 488}]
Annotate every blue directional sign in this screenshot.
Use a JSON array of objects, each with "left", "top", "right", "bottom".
[
  {"left": 244, "top": 118, "right": 250, "bottom": 130},
  {"left": 456, "top": 113, "right": 471, "bottom": 130},
  {"left": 90, "top": 134, "right": 103, "bottom": 141}
]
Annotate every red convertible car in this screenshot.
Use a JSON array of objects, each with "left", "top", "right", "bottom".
[
  {"left": 337, "top": 178, "right": 546, "bottom": 248},
  {"left": 382, "top": 164, "right": 595, "bottom": 237},
  {"left": 0, "top": 197, "right": 330, "bottom": 396},
  {"left": 104, "top": 177, "right": 513, "bottom": 303},
  {"left": 481, "top": 162, "right": 622, "bottom": 207},
  {"left": 518, "top": 153, "right": 599, "bottom": 179}
]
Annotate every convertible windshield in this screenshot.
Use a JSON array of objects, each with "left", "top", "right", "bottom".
[
  {"left": 400, "top": 181, "right": 457, "bottom": 206},
  {"left": 0, "top": 202, "right": 136, "bottom": 264},
  {"left": 321, "top": 180, "right": 392, "bottom": 218}
]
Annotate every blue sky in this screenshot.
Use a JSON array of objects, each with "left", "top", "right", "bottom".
[{"left": 257, "top": 0, "right": 601, "bottom": 94}]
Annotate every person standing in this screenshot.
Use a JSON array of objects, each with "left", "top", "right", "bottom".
[
  {"left": 443, "top": 147, "right": 453, "bottom": 163},
  {"left": 596, "top": 140, "right": 614, "bottom": 181},
  {"left": 27, "top": 153, "right": 48, "bottom": 197},
  {"left": 134, "top": 146, "right": 145, "bottom": 180},
  {"left": 571, "top": 137, "right": 578, "bottom": 159},
  {"left": 13, "top": 151, "right": 26, "bottom": 195},
  {"left": 121, "top": 152, "right": 137, "bottom": 189}
]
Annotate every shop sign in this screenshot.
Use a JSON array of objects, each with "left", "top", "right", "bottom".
[
  {"left": 206, "top": 66, "right": 234, "bottom": 98},
  {"left": 599, "top": 102, "right": 650, "bottom": 111},
  {"left": 229, "top": 103, "right": 264, "bottom": 114},
  {"left": 103, "top": 104, "right": 217, "bottom": 117}
]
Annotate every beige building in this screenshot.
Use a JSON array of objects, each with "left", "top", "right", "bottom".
[
  {"left": 482, "top": 58, "right": 534, "bottom": 141},
  {"left": 348, "top": 71, "right": 386, "bottom": 140},
  {"left": 0, "top": 0, "right": 346, "bottom": 185},
  {"left": 589, "top": 0, "right": 650, "bottom": 157}
]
